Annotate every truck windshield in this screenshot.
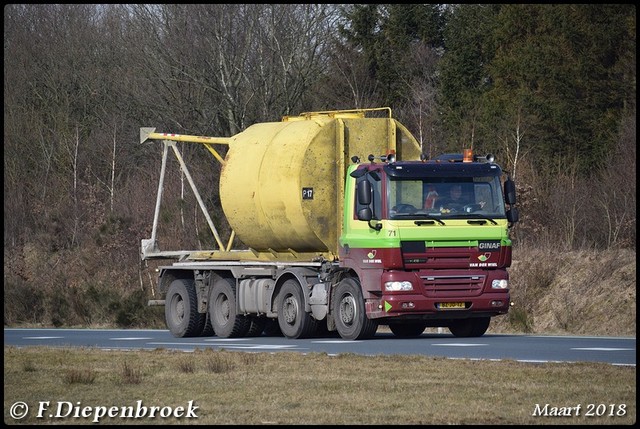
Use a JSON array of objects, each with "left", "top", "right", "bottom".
[{"left": 387, "top": 176, "right": 507, "bottom": 220}]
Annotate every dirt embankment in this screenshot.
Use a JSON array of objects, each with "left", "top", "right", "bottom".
[{"left": 490, "top": 248, "right": 636, "bottom": 337}]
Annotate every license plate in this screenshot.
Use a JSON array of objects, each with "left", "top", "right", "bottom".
[{"left": 438, "top": 302, "right": 465, "bottom": 309}]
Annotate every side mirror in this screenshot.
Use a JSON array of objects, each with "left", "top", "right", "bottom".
[
  {"left": 506, "top": 207, "right": 519, "bottom": 224},
  {"left": 357, "top": 180, "right": 372, "bottom": 205},
  {"left": 357, "top": 208, "right": 373, "bottom": 222},
  {"left": 504, "top": 178, "right": 517, "bottom": 205}
]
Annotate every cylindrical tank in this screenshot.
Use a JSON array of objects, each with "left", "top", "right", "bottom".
[{"left": 219, "top": 110, "right": 421, "bottom": 256}]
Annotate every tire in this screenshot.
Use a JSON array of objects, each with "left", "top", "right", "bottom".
[
  {"left": 388, "top": 321, "right": 427, "bottom": 338},
  {"left": 165, "top": 278, "right": 205, "bottom": 338},
  {"left": 448, "top": 317, "right": 490, "bottom": 337},
  {"left": 277, "top": 279, "right": 318, "bottom": 339},
  {"left": 246, "top": 316, "right": 268, "bottom": 337},
  {"left": 332, "top": 277, "right": 378, "bottom": 340},
  {"left": 209, "top": 276, "right": 250, "bottom": 338},
  {"left": 200, "top": 316, "right": 215, "bottom": 337}
]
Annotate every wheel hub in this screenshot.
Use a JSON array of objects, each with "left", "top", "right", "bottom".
[
  {"left": 283, "top": 296, "right": 297, "bottom": 324},
  {"left": 339, "top": 295, "right": 356, "bottom": 326},
  {"left": 220, "top": 297, "right": 229, "bottom": 320},
  {"left": 175, "top": 298, "right": 185, "bottom": 321}
]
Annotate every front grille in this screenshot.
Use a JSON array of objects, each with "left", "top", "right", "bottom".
[{"left": 420, "top": 275, "right": 484, "bottom": 297}]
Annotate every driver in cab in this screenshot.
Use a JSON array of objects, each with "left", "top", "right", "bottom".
[
  {"left": 436, "top": 184, "right": 485, "bottom": 212},
  {"left": 441, "top": 184, "right": 464, "bottom": 207}
]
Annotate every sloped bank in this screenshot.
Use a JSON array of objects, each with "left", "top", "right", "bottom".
[{"left": 490, "top": 248, "right": 636, "bottom": 336}]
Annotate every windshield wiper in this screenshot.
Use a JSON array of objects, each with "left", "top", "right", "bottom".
[
  {"left": 413, "top": 214, "right": 446, "bottom": 225},
  {"left": 414, "top": 219, "right": 446, "bottom": 226},
  {"left": 458, "top": 214, "right": 498, "bottom": 225},
  {"left": 391, "top": 213, "right": 446, "bottom": 225}
]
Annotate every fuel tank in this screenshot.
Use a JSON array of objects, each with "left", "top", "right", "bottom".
[{"left": 219, "top": 109, "right": 421, "bottom": 256}]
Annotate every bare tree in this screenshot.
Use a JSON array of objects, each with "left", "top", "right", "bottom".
[
  {"left": 502, "top": 108, "right": 527, "bottom": 180},
  {"left": 397, "top": 41, "right": 441, "bottom": 158},
  {"left": 123, "top": 4, "right": 338, "bottom": 136},
  {"left": 596, "top": 113, "right": 636, "bottom": 248}
]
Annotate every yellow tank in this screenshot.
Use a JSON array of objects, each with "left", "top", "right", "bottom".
[{"left": 219, "top": 108, "right": 421, "bottom": 257}]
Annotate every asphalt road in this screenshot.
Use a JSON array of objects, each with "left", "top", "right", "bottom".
[{"left": 4, "top": 328, "right": 635, "bottom": 366}]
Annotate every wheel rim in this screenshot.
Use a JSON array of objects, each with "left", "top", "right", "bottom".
[
  {"left": 339, "top": 294, "right": 356, "bottom": 326},
  {"left": 215, "top": 294, "right": 230, "bottom": 324},
  {"left": 172, "top": 295, "right": 185, "bottom": 324},
  {"left": 282, "top": 295, "right": 298, "bottom": 325}
]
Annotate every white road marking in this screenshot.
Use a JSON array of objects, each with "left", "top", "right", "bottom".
[
  {"left": 23, "top": 336, "right": 64, "bottom": 340},
  {"left": 432, "top": 343, "right": 487, "bottom": 347},
  {"left": 571, "top": 347, "right": 634, "bottom": 351},
  {"left": 109, "top": 337, "right": 154, "bottom": 341},
  {"left": 202, "top": 338, "right": 252, "bottom": 342},
  {"left": 146, "top": 342, "right": 299, "bottom": 350}
]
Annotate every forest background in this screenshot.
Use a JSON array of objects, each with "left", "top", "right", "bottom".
[{"left": 3, "top": 4, "right": 636, "bottom": 335}]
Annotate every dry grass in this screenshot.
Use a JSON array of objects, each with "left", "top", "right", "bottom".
[
  {"left": 490, "top": 247, "right": 636, "bottom": 336},
  {"left": 4, "top": 346, "right": 635, "bottom": 425},
  {"left": 120, "top": 361, "right": 143, "bottom": 385}
]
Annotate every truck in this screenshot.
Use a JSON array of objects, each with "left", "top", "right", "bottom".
[{"left": 140, "top": 107, "right": 519, "bottom": 340}]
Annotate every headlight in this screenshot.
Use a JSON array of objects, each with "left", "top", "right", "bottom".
[
  {"left": 491, "top": 279, "right": 508, "bottom": 289},
  {"left": 384, "top": 281, "right": 413, "bottom": 291}
]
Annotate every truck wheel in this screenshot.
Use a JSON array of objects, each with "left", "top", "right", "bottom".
[
  {"left": 209, "top": 277, "right": 249, "bottom": 338},
  {"left": 277, "top": 279, "right": 318, "bottom": 339},
  {"left": 245, "top": 316, "right": 268, "bottom": 337},
  {"left": 448, "top": 317, "right": 490, "bottom": 337},
  {"left": 165, "top": 279, "right": 205, "bottom": 338},
  {"left": 333, "top": 277, "right": 378, "bottom": 340},
  {"left": 200, "top": 316, "right": 215, "bottom": 337},
  {"left": 388, "top": 322, "right": 427, "bottom": 338}
]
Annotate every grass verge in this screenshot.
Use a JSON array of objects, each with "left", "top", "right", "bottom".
[{"left": 3, "top": 346, "right": 636, "bottom": 425}]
